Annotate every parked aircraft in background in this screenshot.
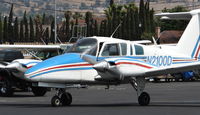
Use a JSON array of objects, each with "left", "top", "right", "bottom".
[
  {"left": 23, "top": 9, "right": 200, "bottom": 107},
  {"left": 0, "top": 44, "right": 72, "bottom": 96}
]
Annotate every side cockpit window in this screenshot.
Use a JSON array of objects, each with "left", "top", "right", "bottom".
[
  {"left": 101, "top": 44, "right": 120, "bottom": 56},
  {"left": 134, "top": 45, "right": 144, "bottom": 55},
  {"left": 120, "top": 43, "right": 127, "bottom": 56}
]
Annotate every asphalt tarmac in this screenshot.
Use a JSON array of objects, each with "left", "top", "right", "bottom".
[{"left": 0, "top": 82, "right": 200, "bottom": 115}]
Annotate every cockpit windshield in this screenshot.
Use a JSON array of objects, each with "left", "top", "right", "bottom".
[{"left": 66, "top": 38, "right": 97, "bottom": 56}]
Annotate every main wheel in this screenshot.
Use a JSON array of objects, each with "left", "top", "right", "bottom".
[
  {"left": 51, "top": 96, "right": 61, "bottom": 107},
  {"left": 60, "top": 92, "right": 72, "bottom": 106},
  {"left": 0, "top": 75, "right": 13, "bottom": 97},
  {"left": 32, "top": 87, "right": 47, "bottom": 96},
  {"left": 138, "top": 92, "right": 150, "bottom": 106}
]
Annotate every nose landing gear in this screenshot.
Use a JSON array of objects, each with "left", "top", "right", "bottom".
[
  {"left": 130, "top": 77, "right": 150, "bottom": 106},
  {"left": 51, "top": 89, "right": 72, "bottom": 107}
]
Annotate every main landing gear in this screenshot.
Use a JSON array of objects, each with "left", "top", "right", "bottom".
[
  {"left": 130, "top": 77, "right": 150, "bottom": 106},
  {"left": 51, "top": 89, "right": 72, "bottom": 107}
]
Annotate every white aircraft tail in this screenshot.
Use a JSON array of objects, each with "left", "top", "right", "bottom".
[
  {"left": 156, "top": 9, "right": 200, "bottom": 58},
  {"left": 177, "top": 11, "right": 200, "bottom": 58}
]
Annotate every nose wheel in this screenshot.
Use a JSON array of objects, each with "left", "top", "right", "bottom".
[
  {"left": 51, "top": 89, "right": 72, "bottom": 107},
  {"left": 130, "top": 77, "right": 150, "bottom": 106},
  {"left": 138, "top": 92, "right": 150, "bottom": 106}
]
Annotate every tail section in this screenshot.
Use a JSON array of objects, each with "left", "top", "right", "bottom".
[{"left": 176, "top": 10, "right": 200, "bottom": 58}]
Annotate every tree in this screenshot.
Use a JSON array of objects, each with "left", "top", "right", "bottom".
[
  {"left": 85, "top": 12, "right": 93, "bottom": 37},
  {"left": 19, "top": 20, "right": 24, "bottom": 42},
  {"left": 3, "top": 16, "right": 8, "bottom": 43},
  {"left": 94, "top": 20, "right": 98, "bottom": 36},
  {"left": 8, "top": 4, "right": 14, "bottom": 44},
  {"left": 139, "top": 0, "right": 145, "bottom": 32},
  {"left": 44, "top": 27, "right": 49, "bottom": 44},
  {"left": 0, "top": 16, "right": 3, "bottom": 43},
  {"left": 50, "top": 20, "right": 55, "bottom": 43},
  {"left": 42, "top": 13, "right": 46, "bottom": 25},
  {"left": 29, "top": 16, "right": 34, "bottom": 42},
  {"left": 14, "top": 17, "right": 19, "bottom": 42},
  {"left": 110, "top": 0, "right": 114, "bottom": 6},
  {"left": 34, "top": 14, "right": 42, "bottom": 42},
  {"left": 99, "top": 20, "right": 106, "bottom": 36},
  {"left": 65, "top": 11, "right": 72, "bottom": 41},
  {"left": 149, "top": 8, "right": 155, "bottom": 33},
  {"left": 105, "top": 6, "right": 113, "bottom": 36},
  {"left": 134, "top": 9, "right": 140, "bottom": 40},
  {"left": 145, "top": 1, "right": 150, "bottom": 33},
  {"left": 23, "top": 11, "right": 29, "bottom": 42}
]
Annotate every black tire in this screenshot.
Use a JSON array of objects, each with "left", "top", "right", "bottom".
[
  {"left": 0, "top": 75, "right": 13, "bottom": 97},
  {"left": 61, "top": 92, "right": 72, "bottom": 106},
  {"left": 138, "top": 92, "right": 150, "bottom": 106},
  {"left": 32, "top": 87, "right": 47, "bottom": 96},
  {"left": 51, "top": 96, "right": 61, "bottom": 107}
]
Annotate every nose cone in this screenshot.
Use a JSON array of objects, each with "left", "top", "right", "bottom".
[
  {"left": 93, "top": 61, "right": 109, "bottom": 72},
  {"left": 25, "top": 53, "right": 84, "bottom": 80}
]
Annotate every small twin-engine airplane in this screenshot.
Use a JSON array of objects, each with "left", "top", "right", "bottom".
[{"left": 24, "top": 9, "right": 200, "bottom": 107}]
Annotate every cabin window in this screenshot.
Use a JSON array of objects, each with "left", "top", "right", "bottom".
[
  {"left": 120, "top": 43, "right": 127, "bottom": 56},
  {"left": 101, "top": 44, "right": 120, "bottom": 56},
  {"left": 134, "top": 45, "right": 144, "bottom": 55}
]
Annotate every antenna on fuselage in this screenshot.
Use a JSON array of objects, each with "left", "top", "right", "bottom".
[
  {"left": 152, "top": 36, "right": 158, "bottom": 46},
  {"left": 110, "top": 23, "right": 122, "bottom": 38}
]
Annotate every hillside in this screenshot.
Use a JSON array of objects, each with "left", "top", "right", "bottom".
[{"left": 0, "top": 0, "right": 200, "bottom": 17}]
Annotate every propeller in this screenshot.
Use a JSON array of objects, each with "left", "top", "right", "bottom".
[
  {"left": 93, "top": 61, "right": 110, "bottom": 72},
  {"left": 5, "top": 62, "right": 27, "bottom": 73},
  {"left": 81, "top": 55, "right": 98, "bottom": 65},
  {"left": 81, "top": 54, "right": 114, "bottom": 72},
  {"left": 81, "top": 54, "right": 124, "bottom": 81}
]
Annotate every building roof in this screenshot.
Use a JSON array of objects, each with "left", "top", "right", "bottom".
[{"left": 159, "top": 30, "right": 184, "bottom": 44}]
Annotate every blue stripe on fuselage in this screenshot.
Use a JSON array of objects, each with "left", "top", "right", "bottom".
[
  {"left": 26, "top": 53, "right": 85, "bottom": 74},
  {"left": 29, "top": 67, "right": 93, "bottom": 78}
]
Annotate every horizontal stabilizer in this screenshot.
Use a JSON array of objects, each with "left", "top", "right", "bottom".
[{"left": 155, "top": 12, "right": 192, "bottom": 20}]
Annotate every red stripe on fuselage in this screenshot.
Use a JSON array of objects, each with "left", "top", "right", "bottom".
[
  {"left": 28, "top": 63, "right": 92, "bottom": 76},
  {"left": 27, "top": 66, "right": 33, "bottom": 69},
  {"left": 116, "top": 62, "right": 153, "bottom": 69},
  {"left": 173, "top": 59, "right": 197, "bottom": 62},
  {"left": 195, "top": 45, "right": 200, "bottom": 58}
]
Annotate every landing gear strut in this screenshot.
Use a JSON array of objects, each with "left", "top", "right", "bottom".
[
  {"left": 51, "top": 89, "right": 72, "bottom": 107},
  {"left": 130, "top": 77, "right": 150, "bottom": 106}
]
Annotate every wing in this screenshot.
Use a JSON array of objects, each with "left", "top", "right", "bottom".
[
  {"left": 91, "top": 57, "right": 200, "bottom": 79},
  {"left": 0, "top": 44, "right": 72, "bottom": 51},
  {"left": 144, "top": 62, "right": 200, "bottom": 77}
]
